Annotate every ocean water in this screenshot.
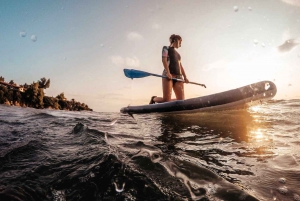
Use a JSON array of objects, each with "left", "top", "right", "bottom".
[{"left": 0, "top": 100, "right": 300, "bottom": 201}]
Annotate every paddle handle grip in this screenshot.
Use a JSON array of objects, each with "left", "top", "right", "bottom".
[{"left": 189, "top": 81, "right": 206, "bottom": 88}]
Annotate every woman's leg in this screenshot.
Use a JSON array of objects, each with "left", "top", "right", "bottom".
[
  {"left": 153, "top": 78, "right": 173, "bottom": 103},
  {"left": 173, "top": 81, "right": 184, "bottom": 100}
]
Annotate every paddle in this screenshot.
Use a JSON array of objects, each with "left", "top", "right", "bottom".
[{"left": 123, "top": 69, "right": 206, "bottom": 88}]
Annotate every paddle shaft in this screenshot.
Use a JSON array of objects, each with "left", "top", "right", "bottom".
[
  {"left": 124, "top": 69, "right": 206, "bottom": 88},
  {"left": 151, "top": 73, "right": 206, "bottom": 88},
  {"left": 150, "top": 73, "right": 184, "bottom": 82}
]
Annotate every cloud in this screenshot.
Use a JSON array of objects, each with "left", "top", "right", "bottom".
[
  {"left": 110, "top": 56, "right": 124, "bottom": 66},
  {"left": 110, "top": 56, "right": 140, "bottom": 67},
  {"left": 125, "top": 56, "right": 140, "bottom": 67},
  {"left": 281, "top": 0, "right": 300, "bottom": 7},
  {"left": 127, "top": 32, "right": 144, "bottom": 41},
  {"left": 152, "top": 23, "right": 161, "bottom": 29}
]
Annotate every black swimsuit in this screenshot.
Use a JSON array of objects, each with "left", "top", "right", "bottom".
[{"left": 162, "top": 46, "right": 183, "bottom": 84}]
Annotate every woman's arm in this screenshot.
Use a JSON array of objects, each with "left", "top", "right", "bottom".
[
  {"left": 162, "top": 46, "right": 172, "bottom": 79},
  {"left": 162, "top": 57, "right": 172, "bottom": 79},
  {"left": 180, "top": 62, "right": 189, "bottom": 83}
]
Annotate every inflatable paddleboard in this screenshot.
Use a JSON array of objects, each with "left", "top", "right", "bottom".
[{"left": 120, "top": 81, "right": 277, "bottom": 114}]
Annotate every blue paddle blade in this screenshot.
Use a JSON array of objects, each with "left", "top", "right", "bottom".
[{"left": 123, "top": 69, "right": 151, "bottom": 79}]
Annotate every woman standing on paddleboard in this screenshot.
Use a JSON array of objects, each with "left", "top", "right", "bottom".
[{"left": 149, "top": 34, "right": 189, "bottom": 104}]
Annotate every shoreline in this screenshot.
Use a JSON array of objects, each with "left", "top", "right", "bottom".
[{"left": 0, "top": 78, "right": 93, "bottom": 112}]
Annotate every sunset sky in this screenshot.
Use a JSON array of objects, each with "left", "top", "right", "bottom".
[{"left": 1, "top": 0, "right": 300, "bottom": 112}]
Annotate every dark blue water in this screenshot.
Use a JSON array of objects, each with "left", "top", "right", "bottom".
[{"left": 1, "top": 100, "right": 300, "bottom": 201}]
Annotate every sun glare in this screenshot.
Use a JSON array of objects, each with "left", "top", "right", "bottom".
[
  {"left": 254, "top": 129, "right": 264, "bottom": 139},
  {"left": 250, "top": 106, "right": 261, "bottom": 112},
  {"left": 226, "top": 49, "right": 283, "bottom": 86}
]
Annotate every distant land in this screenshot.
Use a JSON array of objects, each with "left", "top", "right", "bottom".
[{"left": 0, "top": 76, "right": 92, "bottom": 111}]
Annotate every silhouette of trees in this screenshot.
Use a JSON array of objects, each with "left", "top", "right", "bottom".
[
  {"left": 43, "top": 96, "right": 60, "bottom": 110},
  {"left": 0, "top": 76, "right": 4, "bottom": 82},
  {"left": 13, "top": 91, "right": 22, "bottom": 104},
  {"left": 6, "top": 90, "right": 13, "bottom": 102},
  {"left": 38, "top": 77, "right": 50, "bottom": 89},
  {"left": 0, "top": 86, "right": 19, "bottom": 105},
  {"left": 24, "top": 83, "right": 29, "bottom": 89},
  {"left": 56, "top": 92, "right": 66, "bottom": 100},
  {"left": 0, "top": 85, "right": 8, "bottom": 103},
  {"left": 24, "top": 82, "right": 44, "bottom": 108},
  {"left": 0, "top": 77, "right": 92, "bottom": 111}
]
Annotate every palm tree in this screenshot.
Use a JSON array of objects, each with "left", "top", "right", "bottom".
[
  {"left": 44, "top": 79, "right": 50, "bottom": 88},
  {"left": 38, "top": 77, "right": 50, "bottom": 89}
]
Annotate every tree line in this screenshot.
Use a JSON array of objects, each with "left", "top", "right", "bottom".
[{"left": 0, "top": 76, "right": 92, "bottom": 111}]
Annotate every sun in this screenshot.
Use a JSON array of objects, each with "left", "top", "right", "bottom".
[{"left": 225, "top": 49, "right": 283, "bottom": 86}]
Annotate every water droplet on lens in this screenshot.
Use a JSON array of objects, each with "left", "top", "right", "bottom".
[
  {"left": 113, "top": 182, "right": 125, "bottom": 193},
  {"left": 248, "top": 7, "right": 252, "bottom": 11},
  {"left": 294, "top": 194, "right": 300, "bottom": 201},
  {"left": 100, "top": 44, "right": 104, "bottom": 47},
  {"left": 233, "top": 6, "right": 239, "bottom": 12},
  {"left": 278, "top": 186, "right": 288, "bottom": 194},
  {"left": 265, "top": 82, "right": 270, "bottom": 90},
  {"left": 254, "top": 39, "right": 258, "bottom": 44},
  {"left": 20, "top": 31, "right": 27, "bottom": 37},
  {"left": 261, "top": 43, "right": 265, "bottom": 47},
  {"left": 279, "top": 178, "right": 286, "bottom": 184},
  {"left": 31, "top": 35, "right": 37, "bottom": 42}
]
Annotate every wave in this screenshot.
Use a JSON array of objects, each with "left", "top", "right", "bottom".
[{"left": 1, "top": 99, "right": 300, "bottom": 200}]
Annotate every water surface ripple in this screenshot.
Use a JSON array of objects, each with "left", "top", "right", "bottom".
[{"left": 0, "top": 100, "right": 300, "bottom": 200}]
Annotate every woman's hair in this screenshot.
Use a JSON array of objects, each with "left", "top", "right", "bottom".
[{"left": 169, "top": 34, "right": 182, "bottom": 44}]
